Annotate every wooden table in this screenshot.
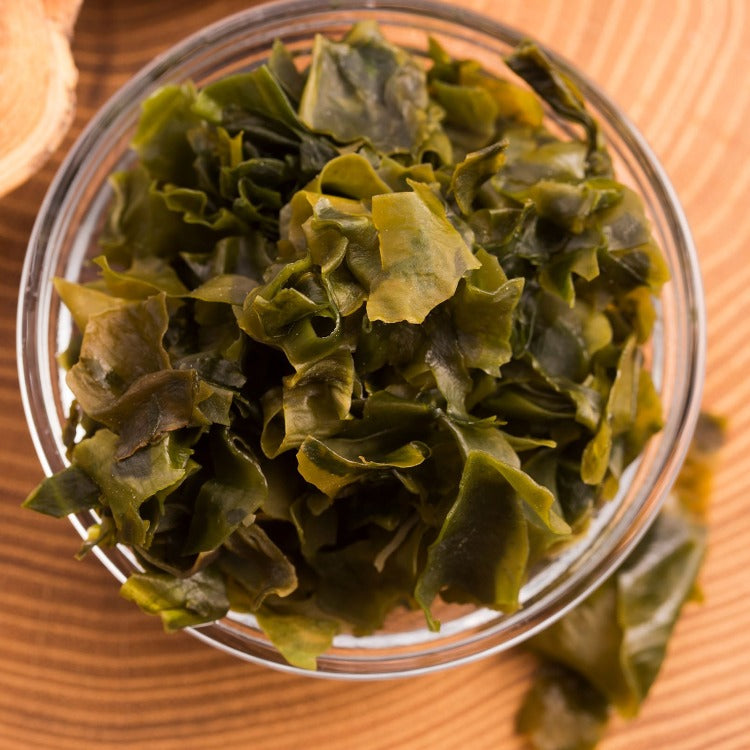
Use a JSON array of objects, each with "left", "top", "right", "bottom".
[{"left": 1, "top": 1, "right": 748, "bottom": 747}]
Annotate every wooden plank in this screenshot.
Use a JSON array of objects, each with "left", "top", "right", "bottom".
[{"left": 1, "top": 1, "right": 747, "bottom": 747}]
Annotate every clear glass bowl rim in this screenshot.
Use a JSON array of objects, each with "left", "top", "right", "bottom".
[{"left": 17, "top": 0, "right": 706, "bottom": 679}]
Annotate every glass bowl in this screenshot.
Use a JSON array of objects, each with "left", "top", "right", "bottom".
[{"left": 17, "top": 0, "right": 705, "bottom": 678}]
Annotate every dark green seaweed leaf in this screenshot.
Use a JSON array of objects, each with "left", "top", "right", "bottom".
[
  {"left": 120, "top": 567, "right": 229, "bottom": 630},
  {"left": 132, "top": 83, "right": 203, "bottom": 185},
  {"left": 255, "top": 609, "right": 338, "bottom": 670},
  {"left": 106, "top": 369, "right": 198, "bottom": 459},
  {"left": 505, "top": 42, "right": 610, "bottom": 175},
  {"left": 94, "top": 255, "right": 189, "bottom": 298},
  {"left": 100, "top": 167, "right": 220, "bottom": 264},
  {"left": 451, "top": 248, "right": 523, "bottom": 376},
  {"left": 268, "top": 39, "right": 306, "bottom": 103},
  {"left": 219, "top": 524, "right": 297, "bottom": 607},
  {"left": 450, "top": 141, "right": 506, "bottom": 215},
  {"left": 516, "top": 662, "right": 610, "bottom": 750},
  {"left": 194, "top": 65, "right": 302, "bottom": 134},
  {"left": 53, "top": 278, "right": 130, "bottom": 332},
  {"left": 415, "top": 451, "right": 529, "bottom": 628},
  {"left": 310, "top": 153, "right": 393, "bottom": 200},
  {"left": 368, "top": 181, "right": 480, "bottom": 324},
  {"left": 73, "top": 430, "right": 192, "bottom": 545},
  {"left": 184, "top": 428, "right": 268, "bottom": 553},
  {"left": 22, "top": 465, "right": 101, "bottom": 518},
  {"left": 297, "top": 434, "right": 430, "bottom": 499},
  {"left": 431, "top": 78, "right": 499, "bottom": 142},
  {"left": 441, "top": 416, "right": 569, "bottom": 536},
  {"left": 299, "top": 21, "right": 444, "bottom": 157}
]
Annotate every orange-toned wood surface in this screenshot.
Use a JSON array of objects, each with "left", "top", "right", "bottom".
[{"left": 1, "top": 1, "right": 749, "bottom": 747}]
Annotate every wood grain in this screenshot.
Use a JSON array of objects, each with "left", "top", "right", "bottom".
[{"left": 1, "top": 1, "right": 748, "bottom": 748}]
